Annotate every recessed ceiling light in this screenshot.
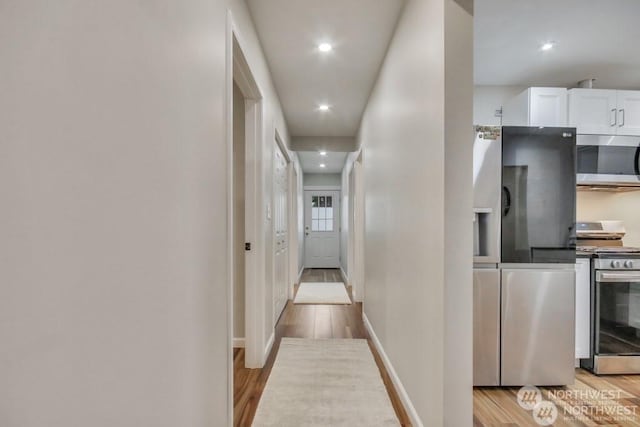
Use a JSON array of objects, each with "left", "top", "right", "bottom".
[
  {"left": 318, "top": 43, "right": 333, "bottom": 52},
  {"left": 318, "top": 104, "right": 330, "bottom": 112},
  {"left": 541, "top": 42, "right": 555, "bottom": 51},
  {"left": 319, "top": 151, "right": 327, "bottom": 156},
  {"left": 319, "top": 163, "right": 326, "bottom": 168}
]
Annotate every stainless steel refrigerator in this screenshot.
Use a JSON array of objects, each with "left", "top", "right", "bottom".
[{"left": 473, "top": 126, "right": 576, "bottom": 387}]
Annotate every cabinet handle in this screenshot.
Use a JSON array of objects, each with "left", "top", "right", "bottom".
[
  {"left": 619, "top": 109, "right": 625, "bottom": 127},
  {"left": 611, "top": 108, "right": 617, "bottom": 126}
]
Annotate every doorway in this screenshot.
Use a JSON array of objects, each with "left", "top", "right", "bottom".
[
  {"left": 229, "top": 30, "right": 264, "bottom": 371},
  {"left": 304, "top": 190, "right": 341, "bottom": 268}
]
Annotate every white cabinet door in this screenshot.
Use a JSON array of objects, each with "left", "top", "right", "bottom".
[
  {"left": 503, "top": 87, "right": 568, "bottom": 127},
  {"left": 575, "top": 258, "right": 591, "bottom": 359},
  {"left": 568, "top": 89, "right": 618, "bottom": 135},
  {"left": 617, "top": 90, "right": 640, "bottom": 136},
  {"left": 529, "top": 87, "right": 568, "bottom": 127}
]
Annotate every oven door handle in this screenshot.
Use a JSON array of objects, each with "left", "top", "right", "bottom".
[{"left": 597, "top": 271, "right": 640, "bottom": 283}]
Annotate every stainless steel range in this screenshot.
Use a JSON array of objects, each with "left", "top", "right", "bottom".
[{"left": 578, "top": 222, "right": 640, "bottom": 374}]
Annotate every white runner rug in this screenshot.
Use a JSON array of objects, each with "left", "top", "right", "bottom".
[
  {"left": 293, "top": 282, "right": 351, "bottom": 304},
  {"left": 252, "top": 338, "right": 400, "bottom": 427}
]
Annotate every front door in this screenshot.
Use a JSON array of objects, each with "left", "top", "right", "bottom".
[{"left": 304, "top": 191, "right": 340, "bottom": 268}]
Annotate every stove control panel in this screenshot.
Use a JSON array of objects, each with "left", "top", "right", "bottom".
[{"left": 596, "top": 258, "right": 639, "bottom": 270}]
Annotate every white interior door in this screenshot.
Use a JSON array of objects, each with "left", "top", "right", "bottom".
[
  {"left": 304, "top": 190, "right": 340, "bottom": 268},
  {"left": 273, "top": 143, "right": 288, "bottom": 323}
]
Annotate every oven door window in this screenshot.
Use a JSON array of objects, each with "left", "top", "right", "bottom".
[
  {"left": 578, "top": 145, "right": 640, "bottom": 176},
  {"left": 597, "top": 279, "right": 640, "bottom": 355}
]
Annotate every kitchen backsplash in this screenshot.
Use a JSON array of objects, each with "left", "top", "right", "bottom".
[{"left": 577, "top": 191, "right": 640, "bottom": 247}]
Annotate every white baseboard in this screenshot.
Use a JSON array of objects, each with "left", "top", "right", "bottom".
[
  {"left": 233, "top": 337, "right": 245, "bottom": 348},
  {"left": 340, "top": 267, "right": 349, "bottom": 285},
  {"left": 363, "top": 313, "right": 423, "bottom": 427},
  {"left": 297, "top": 266, "right": 304, "bottom": 284},
  {"left": 264, "top": 332, "right": 275, "bottom": 364}
]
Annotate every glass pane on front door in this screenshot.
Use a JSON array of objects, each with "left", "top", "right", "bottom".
[{"left": 309, "top": 194, "right": 335, "bottom": 232}]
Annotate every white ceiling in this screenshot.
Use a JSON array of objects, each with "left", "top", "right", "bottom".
[
  {"left": 475, "top": 0, "right": 640, "bottom": 89},
  {"left": 246, "top": 0, "right": 406, "bottom": 137},
  {"left": 297, "top": 151, "right": 348, "bottom": 174}
]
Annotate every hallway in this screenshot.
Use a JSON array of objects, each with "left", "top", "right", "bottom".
[
  {"left": 1, "top": 1, "right": 473, "bottom": 425},
  {"left": 233, "top": 269, "right": 411, "bottom": 426}
]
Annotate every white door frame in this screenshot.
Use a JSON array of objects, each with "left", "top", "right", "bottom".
[
  {"left": 347, "top": 166, "right": 356, "bottom": 297},
  {"left": 288, "top": 162, "right": 299, "bottom": 300},
  {"left": 353, "top": 155, "right": 365, "bottom": 303},
  {"left": 343, "top": 150, "right": 364, "bottom": 303},
  {"left": 226, "top": 11, "right": 265, "bottom": 394}
]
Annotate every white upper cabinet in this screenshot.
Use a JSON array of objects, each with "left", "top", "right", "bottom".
[
  {"left": 617, "top": 90, "right": 640, "bottom": 136},
  {"left": 503, "top": 87, "right": 567, "bottom": 127},
  {"left": 568, "top": 89, "right": 617, "bottom": 135},
  {"left": 568, "top": 89, "right": 640, "bottom": 136}
]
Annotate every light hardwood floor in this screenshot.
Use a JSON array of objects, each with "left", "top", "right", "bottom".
[
  {"left": 474, "top": 369, "right": 640, "bottom": 426},
  {"left": 235, "top": 269, "right": 640, "bottom": 426},
  {"left": 233, "top": 268, "right": 411, "bottom": 426}
]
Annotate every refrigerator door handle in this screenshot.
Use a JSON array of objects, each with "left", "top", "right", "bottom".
[{"left": 502, "top": 186, "right": 511, "bottom": 217}]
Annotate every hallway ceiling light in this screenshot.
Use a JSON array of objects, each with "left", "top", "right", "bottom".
[
  {"left": 319, "top": 163, "right": 326, "bottom": 168},
  {"left": 319, "top": 151, "right": 327, "bottom": 156},
  {"left": 540, "top": 42, "right": 555, "bottom": 51},
  {"left": 318, "top": 43, "right": 333, "bottom": 52},
  {"left": 318, "top": 104, "right": 330, "bottom": 111}
]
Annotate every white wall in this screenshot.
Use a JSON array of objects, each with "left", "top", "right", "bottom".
[
  {"left": 474, "top": 85, "right": 525, "bottom": 125},
  {"left": 303, "top": 173, "right": 342, "bottom": 187},
  {"left": 578, "top": 191, "right": 640, "bottom": 247},
  {"left": 358, "top": 0, "right": 473, "bottom": 424},
  {"left": 444, "top": 1, "right": 474, "bottom": 425},
  {"left": 0, "top": 0, "right": 292, "bottom": 425}
]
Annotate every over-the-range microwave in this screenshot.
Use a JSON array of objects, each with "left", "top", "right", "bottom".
[{"left": 577, "top": 134, "right": 640, "bottom": 188}]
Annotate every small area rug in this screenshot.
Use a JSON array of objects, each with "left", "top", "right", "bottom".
[
  {"left": 252, "top": 338, "right": 400, "bottom": 427},
  {"left": 293, "top": 282, "right": 351, "bottom": 304}
]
